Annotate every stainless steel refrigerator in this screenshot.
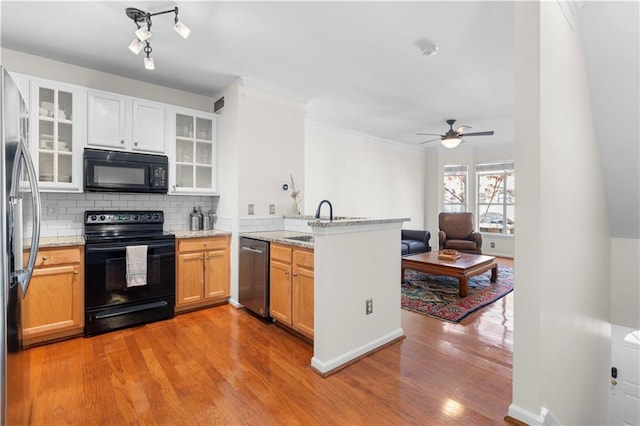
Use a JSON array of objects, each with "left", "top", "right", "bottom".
[{"left": 0, "top": 67, "right": 42, "bottom": 424}]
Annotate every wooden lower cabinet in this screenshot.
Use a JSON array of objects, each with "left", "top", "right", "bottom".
[
  {"left": 269, "top": 243, "right": 314, "bottom": 340},
  {"left": 176, "top": 235, "right": 230, "bottom": 313},
  {"left": 21, "top": 246, "right": 84, "bottom": 347}
]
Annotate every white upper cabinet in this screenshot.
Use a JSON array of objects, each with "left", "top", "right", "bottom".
[
  {"left": 87, "top": 91, "right": 125, "bottom": 149},
  {"left": 29, "top": 77, "right": 85, "bottom": 192},
  {"left": 167, "top": 107, "right": 218, "bottom": 195},
  {"left": 87, "top": 90, "right": 165, "bottom": 154},
  {"left": 132, "top": 100, "right": 165, "bottom": 153}
]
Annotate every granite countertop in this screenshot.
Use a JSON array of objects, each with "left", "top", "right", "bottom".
[
  {"left": 307, "top": 217, "right": 410, "bottom": 228},
  {"left": 173, "top": 229, "right": 232, "bottom": 239},
  {"left": 241, "top": 231, "right": 314, "bottom": 249},
  {"left": 32, "top": 235, "right": 85, "bottom": 249}
]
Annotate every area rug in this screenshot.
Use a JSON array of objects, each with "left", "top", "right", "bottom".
[{"left": 401, "top": 267, "right": 513, "bottom": 322}]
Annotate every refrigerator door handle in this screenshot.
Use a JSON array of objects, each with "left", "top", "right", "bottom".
[{"left": 9, "top": 142, "right": 41, "bottom": 296}]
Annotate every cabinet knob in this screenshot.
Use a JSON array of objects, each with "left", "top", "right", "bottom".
[
  {"left": 42, "top": 256, "right": 48, "bottom": 261},
  {"left": 203, "top": 243, "right": 207, "bottom": 247},
  {"left": 134, "top": 142, "right": 138, "bottom": 146},
  {"left": 120, "top": 139, "right": 125, "bottom": 144},
  {"left": 73, "top": 271, "right": 79, "bottom": 275},
  {"left": 285, "top": 271, "right": 290, "bottom": 275},
  {"left": 293, "top": 272, "right": 298, "bottom": 277},
  {"left": 200, "top": 256, "right": 204, "bottom": 260}
]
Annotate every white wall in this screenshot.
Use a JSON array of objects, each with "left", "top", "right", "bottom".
[
  {"left": 305, "top": 123, "right": 426, "bottom": 228},
  {"left": 237, "top": 80, "right": 306, "bottom": 217},
  {"left": 312, "top": 221, "right": 404, "bottom": 373},
  {"left": 511, "top": 2, "right": 611, "bottom": 425},
  {"left": 611, "top": 238, "right": 640, "bottom": 330}
]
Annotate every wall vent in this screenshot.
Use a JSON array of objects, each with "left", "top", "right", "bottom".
[{"left": 214, "top": 96, "right": 225, "bottom": 113}]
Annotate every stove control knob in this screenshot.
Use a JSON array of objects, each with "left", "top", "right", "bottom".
[
  {"left": 91, "top": 215, "right": 97, "bottom": 222},
  {"left": 146, "top": 214, "right": 152, "bottom": 220},
  {"left": 132, "top": 215, "right": 139, "bottom": 221},
  {"left": 100, "top": 215, "right": 106, "bottom": 221}
]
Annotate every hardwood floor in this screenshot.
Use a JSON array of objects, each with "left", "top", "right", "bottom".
[{"left": 9, "top": 258, "right": 514, "bottom": 425}]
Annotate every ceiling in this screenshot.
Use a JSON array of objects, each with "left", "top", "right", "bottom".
[
  {"left": 0, "top": 1, "right": 638, "bottom": 238},
  {"left": 0, "top": 1, "right": 514, "bottom": 146}
]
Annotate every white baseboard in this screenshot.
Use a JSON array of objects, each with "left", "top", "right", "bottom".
[
  {"left": 227, "top": 298, "right": 241, "bottom": 308},
  {"left": 508, "top": 404, "right": 559, "bottom": 426},
  {"left": 311, "top": 328, "right": 404, "bottom": 375},
  {"left": 508, "top": 404, "right": 544, "bottom": 425}
]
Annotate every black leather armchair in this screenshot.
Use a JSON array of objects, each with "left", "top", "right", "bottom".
[{"left": 401, "top": 229, "right": 431, "bottom": 256}]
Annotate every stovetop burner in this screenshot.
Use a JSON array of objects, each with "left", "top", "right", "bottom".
[{"left": 84, "top": 210, "right": 173, "bottom": 243}]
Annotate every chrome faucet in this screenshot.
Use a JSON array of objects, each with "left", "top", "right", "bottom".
[{"left": 315, "top": 199, "right": 333, "bottom": 221}]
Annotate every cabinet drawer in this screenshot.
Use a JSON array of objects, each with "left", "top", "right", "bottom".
[
  {"left": 178, "top": 236, "right": 228, "bottom": 252},
  {"left": 26, "top": 246, "right": 82, "bottom": 268},
  {"left": 293, "top": 248, "right": 314, "bottom": 269},
  {"left": 270, "top": 243, "right": 292, "bottom": 263}
]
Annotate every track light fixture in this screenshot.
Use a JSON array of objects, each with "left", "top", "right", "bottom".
[{"left": 126, "top": 6, "right": 190, "bottom": 70}]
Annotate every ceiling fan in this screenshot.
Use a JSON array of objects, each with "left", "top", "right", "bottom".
[{"left": 418, "top": 119, "right": 495, "bottom": 148}]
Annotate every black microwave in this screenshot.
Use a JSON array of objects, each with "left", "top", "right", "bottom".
[{"left": 84, "top": 148, "right": 169, "bottom": 193}]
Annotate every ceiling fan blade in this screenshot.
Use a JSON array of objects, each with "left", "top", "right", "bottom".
[
  {"left": 419, "top": 137, "right": 441, "bottom": 144},
  {"left": 416, "top": 133, "right": 443, "bottom": 136},
  {"left": 459, "top": 131, "right": 495, "bottom": 137}
]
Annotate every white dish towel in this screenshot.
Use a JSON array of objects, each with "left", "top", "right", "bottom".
[{"left": 126, "top": 245, "right": 148, "bottom": 287}]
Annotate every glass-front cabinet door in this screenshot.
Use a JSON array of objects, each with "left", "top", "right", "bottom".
[
  {"left": 30, "top": 78, "right": 84, "bottom": 192},
  {"left": 170, "top": 108, "right": 217, "bottom": 194}
]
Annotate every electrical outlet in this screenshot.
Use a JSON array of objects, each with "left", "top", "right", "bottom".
[
  {"left": 46, "top": 204, "right": 58, "bottom": 216},
  {"left": 366, "top": 299, "right": 373, "bottom": 315},
  {"left": 490, "top": 242, "right": 495, "bottom": 248},
  {"left": 269, "top": 204, "right": 275, "bottom": 214},
  {"left": 248, "top": 204, "right": 254, "bottom": 215}
]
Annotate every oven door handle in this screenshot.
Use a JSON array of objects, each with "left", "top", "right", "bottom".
[{"left": 86, "top": 242, "right": 175, "bottom": 253}]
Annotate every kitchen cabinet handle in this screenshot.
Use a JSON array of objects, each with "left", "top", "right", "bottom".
[
  {"left": 293, "top": 272, "right": 298, "bottom": 277},
  {"left": 120, "top": 139, "right": 125, "bottom": 144},
  {"left": 42, "top": 256, "right": 48, "bottom": 261},
  {"left": 285, "top": 271, "right": 290, "bottom": 275},
  {"left": 200, "top": 256, "right": 204, "bottom": 260},
  {"left": 134, "top": 142, "right": 138, "bottom": 146},
  {"left": 73, "top": 271, "right": 79, "bottom": 275}
]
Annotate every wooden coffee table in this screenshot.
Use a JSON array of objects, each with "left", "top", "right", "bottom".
[{"left": 402, "top": 251, "right": 498, "bottom": 297}]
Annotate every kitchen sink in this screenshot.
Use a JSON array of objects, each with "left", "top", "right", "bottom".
[{"left": 284, "top": 235, "right": 314, "bottom": 243}]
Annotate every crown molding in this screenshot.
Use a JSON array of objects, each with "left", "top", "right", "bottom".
[{"left": 305, "top": 119, "right": 427, "bottom": 155}]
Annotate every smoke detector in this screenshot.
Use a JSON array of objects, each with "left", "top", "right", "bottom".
[{"left": 416, "top": 38, "right": 438, "bottom": 57}]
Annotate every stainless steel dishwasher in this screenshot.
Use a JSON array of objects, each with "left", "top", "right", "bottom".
[{"left": 238, "top": 237, "right": 270, "bottom": 318}]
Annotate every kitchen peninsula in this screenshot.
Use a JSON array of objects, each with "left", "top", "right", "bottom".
[{"left": 243, "top": 216, "right": 408, "bottom": 376}]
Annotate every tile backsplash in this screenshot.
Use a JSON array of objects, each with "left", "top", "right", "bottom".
[{"left": 39, "top": 192, "right": 218, "bottom": 237}]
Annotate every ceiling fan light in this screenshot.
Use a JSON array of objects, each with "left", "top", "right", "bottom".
[
  {"left": 144, "top": 56, "right": 155, "bottom": 70},
  {"left": 441, "top": 137, "right": 461, "bottom": 149},
  {"left": 135, "top": 27, "right": 152, "bottom": 41},
  {"left": 128, "top": 38, "right": 144, "bottom": 55},
  {"left": 174, "top": 20, "right": 191, "bottom": 38}
]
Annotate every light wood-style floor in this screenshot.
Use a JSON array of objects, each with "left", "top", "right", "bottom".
[{"left": 9, "top": 258, "right": 514, "bottom": 425}]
